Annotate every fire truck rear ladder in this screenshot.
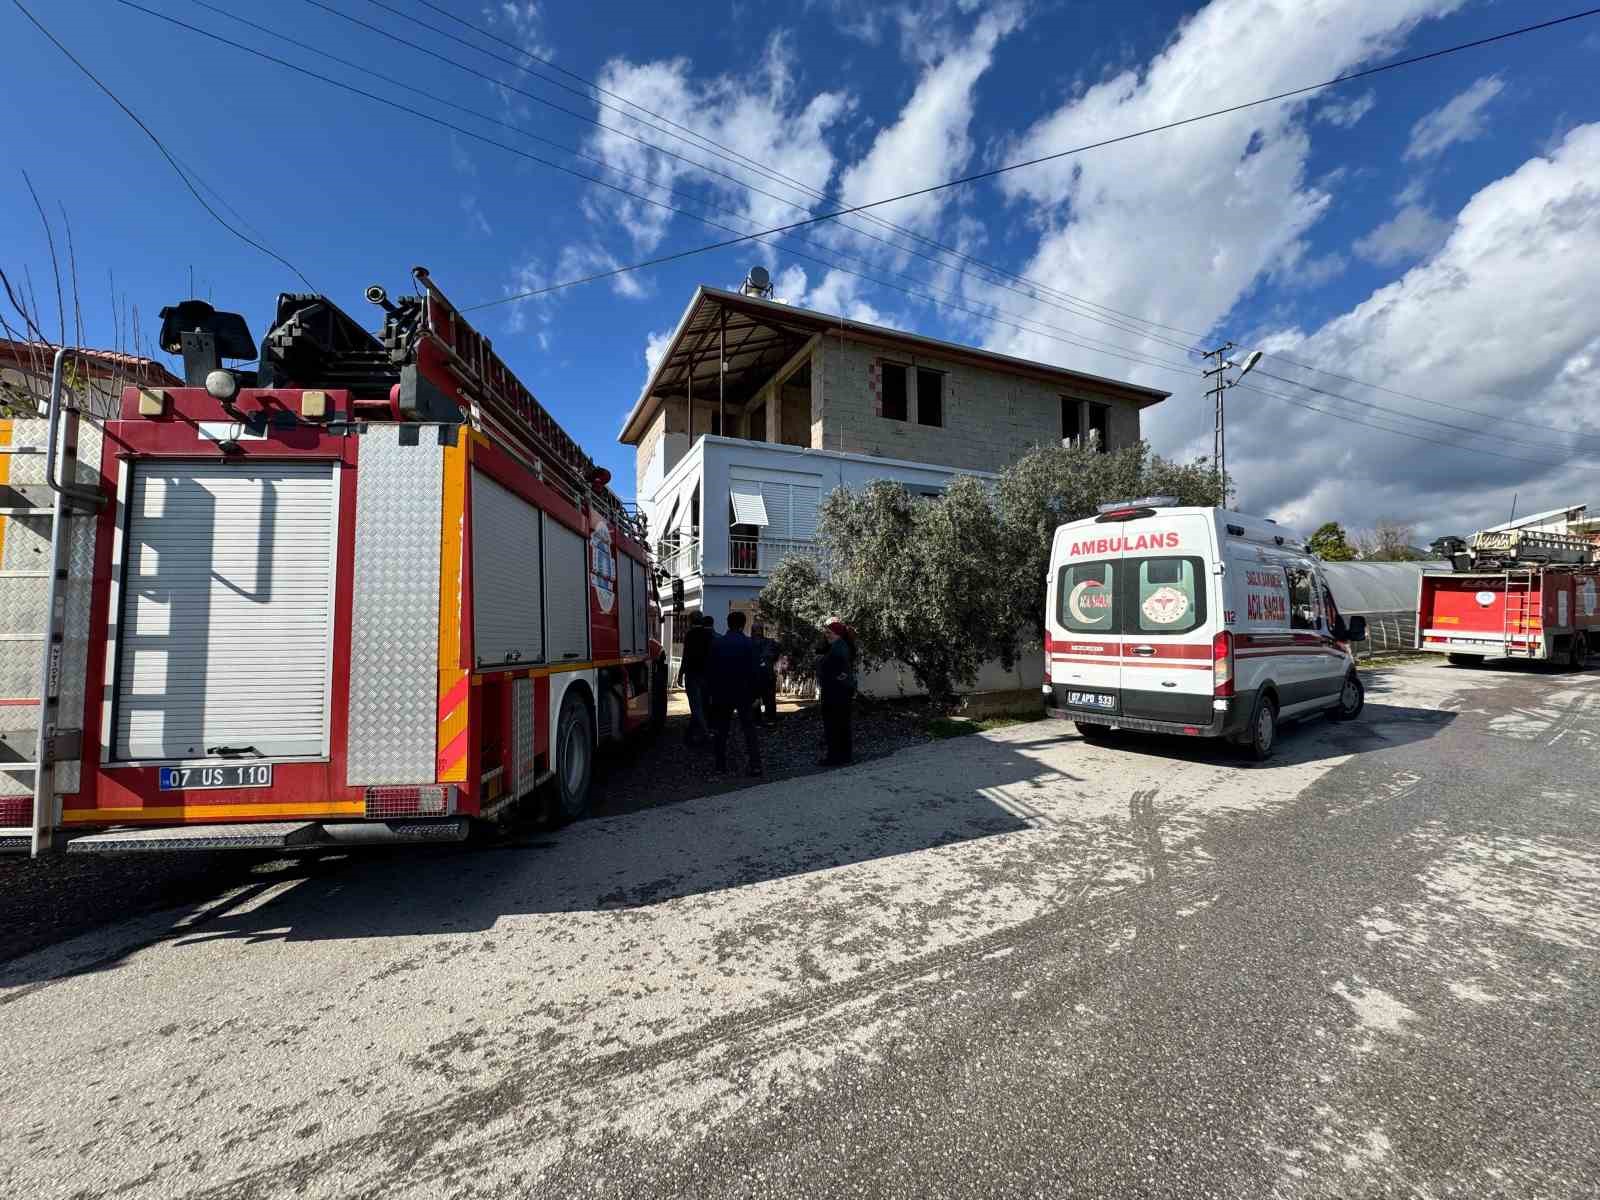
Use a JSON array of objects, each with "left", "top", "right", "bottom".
[
  {"left": 0, "top": 350, "right": 102, "bottom": 855},
  {"left": 1502, "top": 569, "right": 1537, "bottom": 659}
]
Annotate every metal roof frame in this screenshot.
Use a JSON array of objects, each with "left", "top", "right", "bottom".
[{"left": 618, "top": 286, "right": 1171, "bottom": 444}]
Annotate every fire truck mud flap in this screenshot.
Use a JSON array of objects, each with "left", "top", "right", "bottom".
[{"left": 64, "top": 818, "right": 470, "bottom": 853}]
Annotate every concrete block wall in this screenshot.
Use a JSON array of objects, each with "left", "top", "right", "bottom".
[{"left": 811, "top": 337, "right": 1143, "bottom": 471}]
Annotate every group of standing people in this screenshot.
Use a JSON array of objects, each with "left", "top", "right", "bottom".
[{"left": 677, "top": 612, "right": 856, "bottom": 776}]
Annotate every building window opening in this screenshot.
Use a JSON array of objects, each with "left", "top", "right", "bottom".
[
  {"left": 916, "top": 369, "right": 943, "bottom": 427},
  {"left": 1087, "top": 401, "right": 1110, "bottom": 452},
  {"left": 1061, "top": 396, "right": 1080, "bottom": 442},
  {"left": 881, "top": 362, "right": 908, "bottom": 421}
]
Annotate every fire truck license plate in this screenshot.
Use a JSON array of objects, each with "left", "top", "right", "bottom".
[
  {"left": 1068, "top": 691, "right": 1117, "bottom": 711},
  {"left": 159, "top": 765, "right": 273, "bottom": 791}
]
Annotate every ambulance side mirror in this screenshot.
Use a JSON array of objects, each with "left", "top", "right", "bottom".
[{"left": 1343, "top": 616, "right": 1367, "bottom": 643}]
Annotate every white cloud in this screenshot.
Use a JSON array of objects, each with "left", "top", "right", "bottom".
[
  {"left": 837, "top": 7, "right": 1022, "bottom": 234},
  {"left": 1272, "top": 241, "right": 1348, "bottom": 289},
  {"left": 643, "top": 326, "right": 674, "bottom": 379},
  {"left": 461, "top": 193, "right": 492, "bottom": 237},
  {"left": 1235, "top": 123, "right": 1600, "bottom": 537},
  {"left": 967, "top": 0, "right": 1465, "bottom": 450},
  {"left": 1353, "top": 203, "right": 1450, "bottom": 265},
  {"left": 1404, "top": 75, "right": 1504, "bottom": 161},
  {"left": 1318, "top": 90, "right": 1376, "bottom": 128},
  {"left": 495, "top": 2, "right": 551, "bottom": 61},
  {"left": 580, "top": 33, "right": 850, "bottom": 255}
]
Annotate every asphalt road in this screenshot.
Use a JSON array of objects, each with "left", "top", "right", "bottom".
[{"left": 2, "top": 662, "right": 1597, "bottom": 1199}]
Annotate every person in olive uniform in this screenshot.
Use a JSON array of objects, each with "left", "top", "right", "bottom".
[{"left": 815, "top": 618, "right": 856, "bottom": 766}]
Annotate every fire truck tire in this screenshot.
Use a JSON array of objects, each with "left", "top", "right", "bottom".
[
  {"left": 551, "top": 690, "right": 594, "bottom": 824},
  {"left": 1240, "top": 693, "right": 1278, "bottom": 761},
  {"left": 650, "top": 655, "right": 668, "bottom": 734},
  {"left": 1330, "top": 671, "right": 1364, "bottom": 721},
  {"left": 1446, "top": 654, "right": 1483, "bottom": 668},
  {"left": 1568, "top": 635, "right": 1589, "bottom": 672}
]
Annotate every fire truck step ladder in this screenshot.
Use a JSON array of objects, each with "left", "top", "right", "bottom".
[
  {"left": 1503, "top": 570, "right": 1537, "bottom": 658},
  {"left": 3, "top": 349, "right": 105, "bottom": 856}
]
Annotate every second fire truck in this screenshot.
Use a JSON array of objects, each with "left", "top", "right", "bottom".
[
  {"left": 1416, "top": 527, "right": 1600, "bottom": 669},
  {"left": 1, "top": 268, "right": 665, "bottom": 855}
]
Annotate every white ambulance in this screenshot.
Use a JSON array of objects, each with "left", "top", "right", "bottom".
[{"left": 1043, "top": 499, "right": 1367, "bottom": 759}]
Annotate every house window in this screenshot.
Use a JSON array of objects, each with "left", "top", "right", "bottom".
[
  {"left": 916, "top": 369, "right": 943, "bottom": 427},
  {"left": 1062, "top": 398, "right": 1112, "bottom": 452},
  {"left": 1087, "top": 401, "right": 1110, "bottom": 452},
  {"left": 881, "top": 362, "right": 908, "bottom": 421}
]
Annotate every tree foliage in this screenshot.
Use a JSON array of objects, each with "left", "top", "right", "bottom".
[
  {"left": 1307, "top": 521, "right": 1357, "bottom": 561},
  {"left": 757, "top": 441, "right": 1219, "bottom": 701}
]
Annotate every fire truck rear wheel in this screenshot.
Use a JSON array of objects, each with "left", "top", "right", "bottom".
[
  {"left": 650, "top": 655, "right": 668, "bottom": 734},
  {"left": 1569, "top": 635, "right": 1589, "bottom": 672},
  {"left": 1446, "top": 654, "right": 1482, "bottom": 668},
  {"left": 1330, "top": 671, "right": 1364, "bottom": 721},
  {"left": 1240, "top": 694, "right": 1278, "bottom": 761},
  {"left": 551, "top": 690, "right": 594, "bottom": 824}
]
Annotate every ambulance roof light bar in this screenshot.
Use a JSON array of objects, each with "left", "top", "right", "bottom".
[{"left": 1095, "top": 496, "right": 1179, "bottom": 521}]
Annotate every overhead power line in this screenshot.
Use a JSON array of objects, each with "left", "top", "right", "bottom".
[
  {"left": 1253, "top": 367, "right": 1600, "bottom": 455},
  {"left": 464, "top": 5, "right": 1600, "bottom": 310},
  {"left": 386, "top": 0, "right": 1212, "bottom": 346},
  {"left": 279, "top": 0, "right": 1201, "bottom": 354},
  {"left": 120, "top": 0, "right": 1210, "bottom": 375},
  {"left": 9, "top": 0, "right": 315, "bottom": 290},
  {"left": 1238, "top": 382, "right": 1600, "bottom": 474},
  {"left": 1260, "top": 352, "right": 1600, "bottom": 446}
]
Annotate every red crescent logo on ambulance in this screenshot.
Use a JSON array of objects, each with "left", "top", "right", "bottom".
[{"left": 1068, "top": 579, "right": 1113, "bottom": 624}]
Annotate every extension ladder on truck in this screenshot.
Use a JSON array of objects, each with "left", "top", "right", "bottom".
[
  {"left": 0, "top": 350, "right": 102, "bottom": 854},
  {"left": 1502, "top": 569, "right": 1538, "bottom": 658}
]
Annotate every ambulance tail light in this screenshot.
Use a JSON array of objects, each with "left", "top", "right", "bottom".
[{"left": 1212, "top": 630, "right": 1234, "bottom": 698}]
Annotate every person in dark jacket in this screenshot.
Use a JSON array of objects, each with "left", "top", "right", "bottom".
[
  {"left": 707, "top": 611, "right": 763, "bottom": 776},
  {"left": 815, "top": 618, "right": 856, "bottom": 766},
  {"left": 678, "top": 613, "right": 715, "bottom": 745},
  {"left": 751, "top": 622, "right": 781, "bottom": 726}
]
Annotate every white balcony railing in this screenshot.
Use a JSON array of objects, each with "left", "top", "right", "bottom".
[
  {"left": 656, "top": 534, "right": 702, "bottom": 578},
  {"left": 728, "top": 534, "right": 818, "bottom": 576}
]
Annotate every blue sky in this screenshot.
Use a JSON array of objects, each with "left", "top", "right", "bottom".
[{"left": 4, "top": 0, "right": 1599, "bottom": 539}]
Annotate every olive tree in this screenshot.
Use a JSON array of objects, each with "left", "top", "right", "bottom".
[{"left": 992, "top": 442, "right": 1221, "bottom": 644}]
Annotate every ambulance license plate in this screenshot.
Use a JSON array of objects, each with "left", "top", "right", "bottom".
[
  {"left": 1068, "top": 691, "right": 1117, "bottom": 711},
  {"left": 159, "top": 764, "right": 273, "bottom": 791}
]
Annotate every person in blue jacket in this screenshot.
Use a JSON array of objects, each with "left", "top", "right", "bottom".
[
  {"left": 815, "top": 618, "right": 857, "bottom": 766},
  {"left": 707, "top": 611, "right": 764, "bottom": 777}
]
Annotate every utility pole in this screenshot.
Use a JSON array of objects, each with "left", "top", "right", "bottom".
[
  {"left": 1203, "top": 342, "right": 1233, "bottom": 507},
  {"left": 1202, "top": 342, "right": 1262, "bottom": 509}
]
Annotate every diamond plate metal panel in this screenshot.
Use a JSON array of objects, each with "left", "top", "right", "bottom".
[
  {"left": 513, "top": 677, "right": 534, "bottom": 799},
  {"left": 346, "top": 426, "right": 443, "bottom": 784}
]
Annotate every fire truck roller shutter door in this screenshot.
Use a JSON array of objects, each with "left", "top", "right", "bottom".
[
  {"left": 618, "top": 548, "right": 637, "bottom": 657},
  {"left": 471, "top": 471, "right": 545, "bottom": 668},
  {"left": 543, "top": 513, "right": 590, "bottom": 663},
  {"left": 113, "top": 460, "right": 336, "bottom": 761},
  {"left": 633, "top": 556, "right": 649, "bottom": 652}
]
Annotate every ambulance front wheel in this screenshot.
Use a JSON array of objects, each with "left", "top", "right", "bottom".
[
  {"left": 1330, "top": 672, "right": 1364, "bottom": 722},
  {"left": 552, "top": 689, "right": 594, "bottom": 824}
]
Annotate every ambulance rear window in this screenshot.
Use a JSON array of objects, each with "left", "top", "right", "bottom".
[
  {"left": 1056, "top": 561, "right": 1117, "bottom": 634},
  {"left": 1132, "top": 556, "right": 1206, "bottom": 635}
]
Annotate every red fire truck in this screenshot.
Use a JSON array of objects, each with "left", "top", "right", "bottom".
[
  {"left": 1416, "top": 528, "right": 1600, "bottom": 669},
  {"left": 1, "top": 269, "right": 665, "bottom": 856}
]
